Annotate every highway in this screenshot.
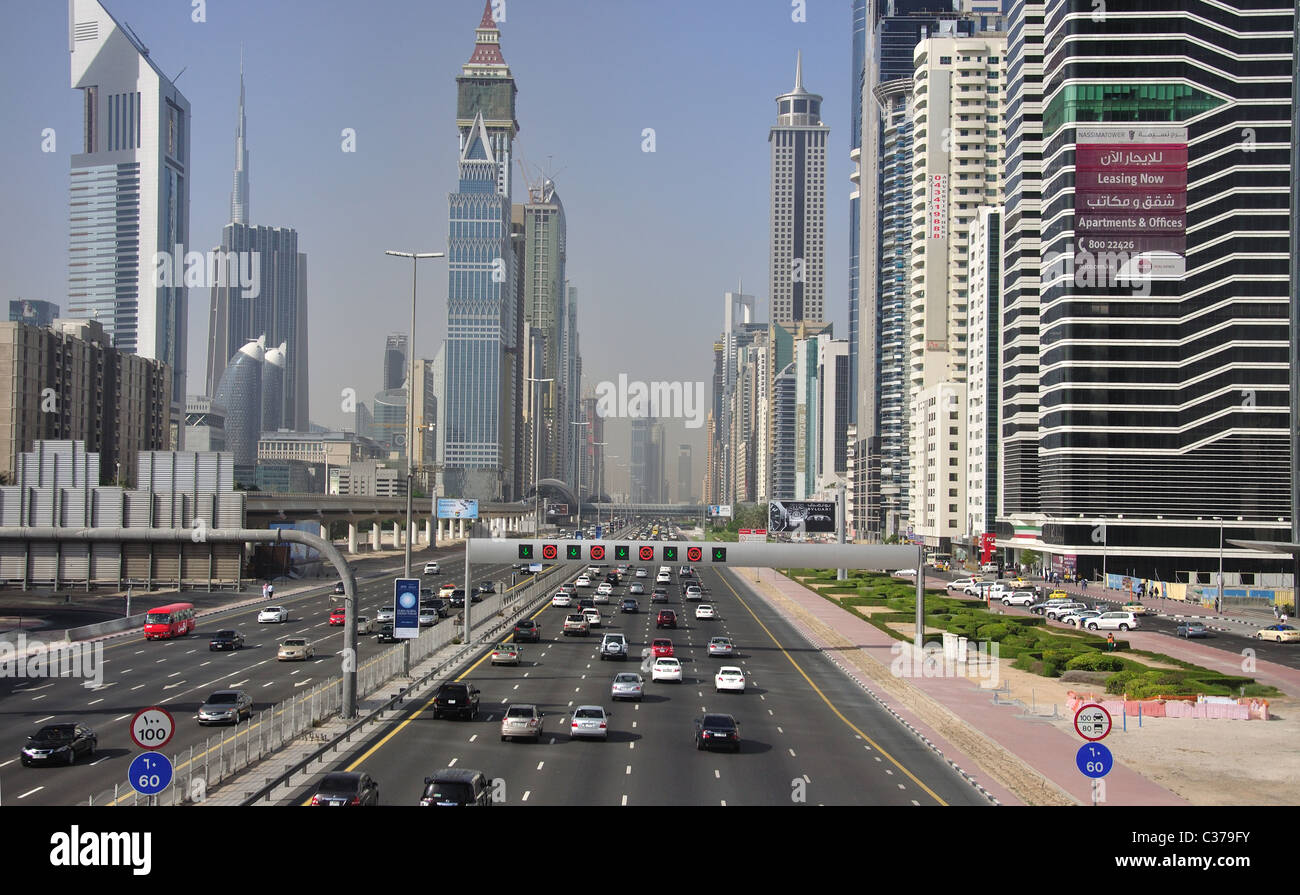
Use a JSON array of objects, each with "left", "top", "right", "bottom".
[
  {"left": 0, "top": 543, "right": 521, "bottom": 806},
  {"left": 289, "top": 560, "right": 991, "bottom": 806}
]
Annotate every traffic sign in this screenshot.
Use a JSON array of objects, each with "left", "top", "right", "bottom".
[
  {"left": 615, "top": 545, "right": 630, "bottom": 561},
  {"left": 686, "top": 546, "right": 702, "bottom": 563},
  {"left": 542, "top": 544, "right": 558, "bottom": 560},
  {"left": 518, "top": 544, "right": 534, "bottom": 560},
  {"left": 663, "top": 546, "right": 678, "bottom": 562},
  {"left": 1074, "top": 703, "right": 1112, "bottom": 741},
  {"left": 1076, "top": 742, "right": 1113, "bottom": 779},
  {"left": 711, "top": 547, "right": 727, "bottom": 562},
  {"left": 394, "top": 578, "right": 420, "bottom": 640},
  {"left": 128, "top": 752, "right": 173, "bottom": 796},
  {"left": 129, "top": 707, "right": 175, "bottom": 751},
  {"left": 590, "top": 545, "right": 605, "bottom": 561},
  {"left": 566, "top": 544, "right": 582, "bottom": 560},
  {"left": 639, "top": 546, "right": 654, "bottom": 561}
]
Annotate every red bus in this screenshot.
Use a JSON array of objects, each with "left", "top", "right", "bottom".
[{"left": 143, "top": 602, "right": 197, "bottom": 640}]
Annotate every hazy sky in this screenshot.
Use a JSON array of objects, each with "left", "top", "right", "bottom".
[{"left": 0, "top": 0, "right": 852, "bottom": 499}]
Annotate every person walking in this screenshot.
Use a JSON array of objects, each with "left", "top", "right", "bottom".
[
  {"left": 1274, "top": 604, "right": 1281, "bottom": 621},
  {"left": 262, "top": 581, "right": 269, "bottom": 600},
  {"left": 267, "top": 581, "right": 275, "bottom": 600}
]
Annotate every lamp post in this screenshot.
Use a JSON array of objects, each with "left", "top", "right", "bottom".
[
  {"left": 525, "top": 376, "right": 554, "bottom": 534},
  {"left": 570, "top": 418, "right": 590, "bottom": 533},
  {"left": 592, "top": 443, "right": 609, "bottom": 532},
  {"left": 1212, "top": 515, "right": 1224, "bottom": 613},
  {"left": 384, "top": 250, "right": 445, "bottom": 580}
]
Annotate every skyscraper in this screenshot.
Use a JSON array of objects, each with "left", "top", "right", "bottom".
[
  {"left": 443, "top": 2, "right": 519, "bottom": 501},
  {"left": 68, "top": 0, "right": 189, "bottom": 443},
  {"left": 523, "top": 181, "right": 566, "bottom": 482},
  {"left": 212, "top": 337, "right": 264, "bottom": 468},
  {"left": 383, "top": 333, "right": 408, "bottom": 391},
  {"left": 677, "top": 444, "right": 693, "bottom": 504}
]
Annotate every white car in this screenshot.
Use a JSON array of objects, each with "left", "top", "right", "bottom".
[
  {"left": 1062, "top": 609, "right": 1103, "bottom": 627},
  {"left": 891, "top": 569, "right": 918, "bottom": 578},
  {"left": 575, "top": 575, "right": 592, "bottom": 588},
  {"left": 597, "top": 582, "right": 614, "bottom": 595},
  {"left": 582, "top": 607, "right": 602, "bottom": 628},
  {"left": 551, "top": 592, "right": 573, "bottom": 607},
  {"left": 695, "top": 604, "right": 716, "bottom": 620},
  {"left": 424, "top": 561, "right": 440, "bottom": 575},
  {"left": 684, "top": 585, "right": 703, "bottom": 601},
  {"left": 355, "top": 616, "right": 375, "bottom": 635},
  {"left": 715, "top": 666, "right": 746, "bottom": 693},
  {"left": 635, "top": 568, "right": 648, "bottom": 578},
  {"left": 1085, "top": 611, "right": 1140, "bottom": 632},
  {"left": 569, "top": 705, "right": 609, "bottom": 740},
  {"left": 258, "top": 606, "right": 288, "bottom": 623},
  {"left": 948, "top": 577, "right": 983, "bottom": 592},
  {"left": 375, "top": 607, "right": 395, "bottom": 623},
  {"left": 656, "top": 572, "right": 672, "bottom": 585},
  {"left": 1045, "top": 602, "right": 1089, "bottom": 621},
  {"left": 1000, "top": 591, "right": 1037, "bottom": 607},
  {"left": 651, "top": 657, "right": 683, "bottom": 683},
  {"left": 418, "top": 608, "right": 438, "bottom": 626}
]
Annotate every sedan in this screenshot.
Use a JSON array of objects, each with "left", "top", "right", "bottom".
[
  {"left": 651, "top": 657, "right": 683, "bottom": 683},
  {"left": 694, "top": 714, "right": 740, "bottom": 752},
  {"left": 651, "top": 638, "right": 675, "bottom": 658},
  {"left": 500, "top": 704, "right": 544, "bottom": 742},
  {"left": 476, "top": 581, "right": 496, "bottom": 595},
  {"left": 491, "top": 642, "right": 521, "bottom": 665},
  {"left": 569, "top": 705, "right": 610, "bottom": 740},
  {"left": 707, "top": 637, "right": 735, "bottom": 658},
  {"left": 1176, "top": 621, "right": 1208, "bottom": 639},
  {"left": 1255, "top": 624, "right": 1300, "bottom": 643},
  {"left": 620, "top": 598, "right": 639, "bottom": 614},
  {"left": 635, "top": 567, "right": 648, "bottom": 578},
  {"left": 1062, "top": 610, "right": 1103, "bottom": 627},
  {"left": 329, "top": 607, "right": 347, "bottom": 626},
  {"left": 21, "top": 724, "right": 97, "bottom": 766},
  {"left": 629, "top": 582, "right": 645, "bottom": 596},
  {"left": 375, "top": 607, "right": 396, "bottom": 624},
  {"left": 311, "top": 772, "right": 379, "bottom": 806},
  {"left": 277, "top": 638, "right": 315, "bottom": 661},
  {"left": 714, "top": 666, "right": 746, "bottom": 693},
  {"left": 551, "top": 592, "right": 573, "bottom": 607},
  {"left": 208, "top": 629, "right": 244, "bottom": 651},
  {"left": 333, "top": 581, "right": 346, "bottom": 595},
  {"left": 695, "top": 604, "right": 716, "bottom": 620},
  {"left": 610, "top": 672, "right": 645, "bottom": 702},
  {"left": 257, "top": 606, "right": 288, "bottom": 624},
  {"left": 596, "top": 582, "right": 615, "bottom": 597},
  {"left": 197, "top": 689, "right": 253, "bottom": 725},
  {"left": 418, "top": 608, "right": 438, "bottom": 627},
  {"left": 891, "top": 569, "right": 918, "bottom": 578},
  {"left": 575, "top": 575, "right": 593, "bottom": 588}
]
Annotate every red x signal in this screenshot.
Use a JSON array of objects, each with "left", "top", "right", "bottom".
[
  {"left": 590, "top": 545, "right": 605, "bottom": 561},
  {"left": 541, "top": 544, "right": 558, "bottom": 560},
  {"left": 639, "top": 545, "right": 654, "bottom": 561}
]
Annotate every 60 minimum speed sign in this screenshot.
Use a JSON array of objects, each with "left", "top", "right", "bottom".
[{"left": 130, "top": 707, "right": 176, "bottom": 751}]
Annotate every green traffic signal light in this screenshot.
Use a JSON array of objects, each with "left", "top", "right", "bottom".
[
  {"left": 711, "top": 547, "right": 727, "bottom": 562},
  {"left": 518, "top": 544, "right": 534, "bottom": 560},
  {"left": 567, "top": 545, "right": 582, "bottom": 560},
  {"left": 663, "top": 546, "right": 678, "bottom": 562},
  {"left": 615, "top": 545, "right": 630, "bottom": 561}
]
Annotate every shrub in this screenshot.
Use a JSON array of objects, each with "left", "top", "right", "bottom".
[
  {"left": 976, "top": 623, "right": 1013, "bottom": 641},
  {"left": 1064, "top": 652, "right": 1126, "bottom": 673}
]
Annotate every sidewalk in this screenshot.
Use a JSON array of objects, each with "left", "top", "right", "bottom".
[{"left": 733, "top": 568, "right": 1189, "bottom": 806}]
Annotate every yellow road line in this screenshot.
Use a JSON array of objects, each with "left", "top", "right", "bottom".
[{"left": 716, "top": 569, "right": 949, "bottom": 806}]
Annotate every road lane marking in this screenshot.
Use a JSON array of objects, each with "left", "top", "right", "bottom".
[
  {"left": 448, "top": 758, "right": 457, "bottom": 766},
  {"left": 626, "top": 765, "right": 632, "bottom": 775},
  {"left": 113, "top": 714, "right": 130, "bottom": 722},
  {"left": 87, "top": 698, "right": 103, "bottom": 706},
  {"left": 789, "top": 748, "right": 796, "bottom": 757},
  {"left": 131, "top": 685, "right": 145, "bottom": 691},
  {"left": 621, "top": 794, "right": 628, "bottom": 805},
  {"left": 31, "top": 695, "right": 46, "bottom": 701},
  {"left": 537, "top": 761, "right": 544, "bottom": 770},
  {"left": 777, "top": 726, "right": 783, "bottom": 733},
  {"left": 35, "top": 716, "right": 53, "bottom": 724},
  {"left": 469, "top": 734, "right": 478, "bottom": 742},
  {"left": 714, "top": 769, "right": 720, "bottom": 779},
  {"left": 522, "top": 791, "right": 530, "bottom": 801},
  {"left": 18, "top": 787, "right": 43, "bottom": 799}
]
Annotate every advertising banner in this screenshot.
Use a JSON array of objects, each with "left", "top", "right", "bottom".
[
  {"left": 928, "top": 174, "right": 948, "bottom": 240},
  {"left": 768, "top": 500, "right": 836, "bottom": 534},
  {"left": 437, "top": 498, "right": 479, "bottom": 519},
  {"left": 708, "top": 505, "right": 733, "bottom": 518}
]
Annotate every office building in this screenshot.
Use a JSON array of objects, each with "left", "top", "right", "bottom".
[
  {"left": 523, "top": 181, "right": 567, "bottom": 483},
  {"left": 677, "top": 444, "right": 693, "bottom": 504},
  {"left": 9, "top": 301, "right": 60, "bottom": 328},
  {"left": 184, "top": 395, "right": 226, "bottom": 452},
  {"left": 412, "top": 358, "right": 438, "bottom": 491},
  {"left": 383, "top": 333, "right": 407, "bottom": 392},
  {"left": 211, "top": 337, "right": 264, "bottom": 468}
]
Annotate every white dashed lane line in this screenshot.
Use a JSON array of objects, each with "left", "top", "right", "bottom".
[
  {"left": 113, "top": 714, "right": 130, "bottom": 722},
  {"left": 621, "top": 794, "right": 628, "bottom": 806},
  {"left": 522, "top": 791, "right": 530, "bottom": 801},
  {"left": 18, "top": 787, "right": 43, "bottom": 799},
  {"left": 34, "top": 716, "right": 54, "bottom": 724}
]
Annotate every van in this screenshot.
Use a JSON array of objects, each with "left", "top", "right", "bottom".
[{"left": 980, "top": 562, "right": 1000, "bottom": 574}]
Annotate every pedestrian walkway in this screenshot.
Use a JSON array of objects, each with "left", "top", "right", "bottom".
[{"left": 732, "top": 568, "right": 1189, "bottom": 806}]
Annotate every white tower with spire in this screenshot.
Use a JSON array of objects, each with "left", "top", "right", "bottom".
[{"left": 230, "top": 48, "right": 250, "bottom": 225}]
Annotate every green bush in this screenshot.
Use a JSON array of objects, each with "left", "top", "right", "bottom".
[
  {"left": 1064, "top": 652, "right": 1126, "bottom": 672},
  {"left": 976, "top": 623, "right": 1013, "bottom": 641}
]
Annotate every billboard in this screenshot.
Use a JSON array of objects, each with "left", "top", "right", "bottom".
[
  {"left": 768, "top": 501, "right": 836, "bottom": 534},
  {"left": 546, "top": 503, "right": 569, "bottom": 517},
  {"left": 437, "top": 498, "right": 479, "bottom": 519},
  {"left": 1073, "top": 126, "right": 1188, "bottom": 280},
  {"left": 708, "top": 505, "right": 733, "bottom": 518}
]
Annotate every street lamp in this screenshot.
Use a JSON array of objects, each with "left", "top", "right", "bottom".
[
  {"left": 385, "top": 250, "right": 445, "bottom": 580},
  {"left": 524, "top": 376, "right": 554, "bottom": 534},
  {"left": 570, "top": 418, "right": 590, "bottom": 533},
  {"left": 592, "top": 443, "right": 609, "bottom": 532},
  {"left": 1212, "top": 516, "right": 1224, "bottom": 612}
]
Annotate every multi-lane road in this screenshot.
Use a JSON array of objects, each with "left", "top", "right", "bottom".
[
  {"left": 289, "top": 561, "right": 991, "bottom": 806},
  {"left": 0, "top": 544, "right": 520, "bottom": 806}
]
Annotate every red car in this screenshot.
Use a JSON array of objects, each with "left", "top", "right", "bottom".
[
  {"left": 329, "top": 607, "right": 346, "bottom": 626},
  {"left": 656, "top": 609, "right": 677, "bottom": 629},
  {"left": 652, "top": 638, "right": 675, "bottom": 658}
]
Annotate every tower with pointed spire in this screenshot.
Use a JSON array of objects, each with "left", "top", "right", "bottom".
[
  {"left": 230, "top": 48, "right": 250, "bottom": 225},
  {"left": 456, "top": 0, "right": 519, "bottom": 197}
]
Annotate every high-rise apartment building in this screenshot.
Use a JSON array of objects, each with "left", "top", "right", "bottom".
[{"left": 965, "top": 206, "right": 1000, "bottom": 543}]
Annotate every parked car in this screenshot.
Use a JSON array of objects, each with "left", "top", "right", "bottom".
[
  {"left": 1000, "top": 591, "right": 1037, "bottom": 607},
  {"left": 1084, "top": 612, "right": 1140, "bottom": 632},
  {"left": 500, "top": 704, "right": 544, "bottom": 742},
  {"left": 694, "top": 714, "right": 740, "bottom": 752},
  {"left": 611, "top": 672, "right": 645, "bottom": 702},
  {"left": 310, "top": 772, "right": 379, "bottom": 806},
  {"left": 1255, "top": 624, "right": 1300, "bottom": 643},
  {"left": 891, "top": 569, "right": 918, "bottom": 578},
  {"left": 1045, "top": 602, "right": 1089, "bottom": 621},
  {"left": 947, "top": 577, "right": 983, "bottom": 593},
  {"left": 432, "top": 682, "right": 480, "bottom": 720},
  {"left": 209, "top": 629, "right": 245, "bottom": 651},
  {"left": 1121, "top": 602, "right": 1150, "bottom": 616},
  {"left": 569, "top": 705, "right": 610, "bottom": 740},
  {"left": 1176, "top": 621, "right": 1208, "bottom": 639},
  {"left": 420, "top": 768, "right": 494, "bottom": 806},
  {"left": 21, "top": 723, "right": 97, "bottom": 766},
  {"left": 1062, "top": 610, "right": 1103, "bottom": 627}
]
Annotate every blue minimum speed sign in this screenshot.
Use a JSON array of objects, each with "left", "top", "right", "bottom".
[
  {"left": 1076, "top": 742, "right": 1113, "bottom": 779},
  {"left": 128, "top": 752, "right": 174, "bottom": 796}
]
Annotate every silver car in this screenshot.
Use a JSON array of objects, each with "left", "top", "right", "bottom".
[
  {"left": 569, "top": 705, "right": 609, "bottom": 740},
  {"left": 375, "top": 606, "right": 395, "bottom": 624},
  {"left": 500, "top": 704, "right": 544, "bottom": 742},
  {"left": 629, "top": 582, "right": 645, "bottom": 595},
  {"left": 610, "top": 672, "right": 644, "bottom": 702},
  {"left": 197, "top": 689, "right": 252, "bottom": 725},
  {"left": 707, "top": 636, "right": 735, "bottom": 658}
]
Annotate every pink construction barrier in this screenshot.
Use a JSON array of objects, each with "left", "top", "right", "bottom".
[{"left": 1066, "top": 692, "right": 1267, "bottom": 720}]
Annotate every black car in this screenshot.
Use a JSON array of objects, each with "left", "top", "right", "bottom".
[
  {"left": 21, "top": 723, "right": 97, "bottom": 766},
  {"left": 476, "top": 581, "right": 496, "bottom": 595},
  {"left": 311, "top": 772, "right": 380, "bottom": 806},
  {"left": 377, "top": 623, "right": 398, "bottom": 643},
  {"left": 208, "top": 629, "right": 245, "bottom": 651},
  {"left": 620, "top": 598, "right": 639, "bottom": 614},
  {"left": 424, "top": 598, "right": 450, "bottom": 618},
  {"left": 334, "top": 581, "right": 346, "bottom": 595},
  {"left": 447, "top": 590, "right": 466, "bottom": 609},
  {"left": 421, "top": 768, "right": 495, "bottom": 806},
  {"left": 694, "top": 714, "right": 740, "bottom": 753},
  {"left": 577, "top": 597, "right": 596, "bottom": 611},
  {"left": 432, "top": 682, "right": 481, "bottom": 720},
  {"left": 513, "top": 618, "right": 541, "bottom": 642},
  {"left": 605, "top": 573, "right": 621, "bottom": 586}
]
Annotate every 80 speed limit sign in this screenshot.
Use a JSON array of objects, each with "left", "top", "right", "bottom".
[{"left": 130, "top": 707, "right": 175, "bottom": 751}]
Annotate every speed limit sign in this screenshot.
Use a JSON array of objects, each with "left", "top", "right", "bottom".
[
  {"left": 130, "top": 707, "right": 176, "bottom": 751},
  {"left": 1074, "top": 703, "right": 1112, "bottom": 742}
]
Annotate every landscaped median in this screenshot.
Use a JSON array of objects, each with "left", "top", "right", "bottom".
[{"left": 783, "top": 568, "right": 1279, "bottom": 702}]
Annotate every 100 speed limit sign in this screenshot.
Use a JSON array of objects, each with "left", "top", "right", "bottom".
[{"left": 130, "top": 707, "right": 175, "bottom": 751}]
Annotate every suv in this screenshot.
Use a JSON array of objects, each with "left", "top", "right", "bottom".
[
  {"left": 1030, "top": 598, "right": 1076, "bottom": 616},
  {"left": 563, "top": 614, "right": 590, "bottom": 637},
  {"left": 432, "top": 682, "right": 480, "bottom": 720},
  {"left": 1045, "top": 602, "right": 1089, "bottom": 621},
  {"left": 1000, "top": 591, "right": 1037, "bottom": 607},
  {"left": 1085, "top": 611, "right": 1139, "bottom": 632},
  {"left": 600, "top": 633, "right": 629, "bottom": 661},
  {"left": 420, "top": 768, "right": 495, "bottom": 806},
  {"left": 947, "top": 577, "right": 982, "bottom": 593},
  {"left": 424, "top": 561, "right": 441, "bottom": 575},
  {"left": 513, "top": 618, "right": 541, "bottom": 642},
  {"left": 656, "top": 609, "right": 678, "bottom": 629}
]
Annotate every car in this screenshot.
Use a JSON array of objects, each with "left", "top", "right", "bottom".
[
  {"left": 650, "top": 588, "right": 669, "bottom": 604},
  {"left": 605, "top": 573, "right": 621, "bottom": 586},
  {"left": 1085, "top": 611, "right": 1140, "bottom": 632},
  {"left": 500, "top": 704, "right": 544, "bottom": 742},
  {"left": 491, "top": 642, "right": 521, "bottom": 665},
  {"left": 356, "top": 616, "right": 375, "bottom": 635},
  {"left": 995, "top": 591, "right": 1034, "bottom": 607},
  {"left": 424, "top": 598, "right": 450, "bottom": 618},
  {"left": 629, "top": 582, "right": 645, "bottom": 595},
  {"left": 891, "top": 568, "right": 918, "bottom": 578},
  {"left": 619, "top": 598, "right": 639, "bottom": 614},
  {"left": 258, "top": 606, "right": 288, "bottom": 623},
  {"left": 596, "top": 582, "right": 614, "bottom": 598},
  {"left": 513, "top": 618, "right": 541, "bottom": 642},
  {"left": 684, "top": 585, "right": 703, "bottom": 601},
  {"left": 1121, "top": 602, "right": 1149, "bottom": 616},
  {"left": 570, "top": 705, "right": 610, "bottom": 740},
  {"left": 611, "top": 672, "right": 645, "bottom": 701},
  {"left": 329, "top": 607, "right": 347, "bottom": 626},
  {"left": 577, "top": 597, "right": 597, "bottom": 611},
  {"left": 656, "top": 572, "right": 672, "bottom": 585},
  {"left": 333, "top": 581, "right": 346, "bottom": 595},
  {"left": 375, "top": 606, "right": 395, "bottom": 624},
  {"left": 963, "top": 581, "right": 994, "bottom": 596},
  {"left": 197, "top": 689, "right": 253, "bottom": 725},
  {"left": 1047, "top": 590, "right": 1069, "bottom": 601},
  {"left": 439, "top": 582, "right": 457, "bottom": 596},
  {"left": 310, "top": 772, "right": 379, "bottom": 806},
  {"left": 277, "top": 637, "right": 314, "bottom": 661},
  {"left": 208, "top": 629, "right": 244, "bottom": 651},
  {"left": 21, "top": 723, "right": 97, "bottom": 766},
  {"left": 651, "top": 638, "right": 675, "bottom": 658},
  {"left": 947, "top": 577, "right": 983, "bottom": 592},
  {"left": 563, "top": 614, "right": 590, "bottom": 637},
  {"left": 582, "top": 607, "right": 603, "bottom": 628},
  {"left": 1045, "top": 602, "right": 1089, "bottom": 621},
  {"left": 694, "top": 714, "right": 740, "bottom": 752},
  {"left": 432, "top": 682, "right": 480, "bottom": 720},
  {"left": 552, "top": 592, "right": 573, "bottom": 607},
  {"left": 420, "top": 768, "right": 494, "bottom": 806},
  {"left": 652, "top": 657, "right": 683, "bottom": 682},
  {"left": 714, "top": 666, "right": 746, "bottom": 693},
  {"left": 979, "top": 562, "right": 1000, "bottom": 574},
  {"left": 656, "top": 609, "right": 678, "bottom": 629},
  {"left": 424, "top": 561, "right": 441, "bottom": 575},
  {"left": 600, "top": 633, "right": 628, "bottom": 661},
  {"left": 377, "top": 623, "right": 398, "bottom": 643},
  {"left": 418, "top": 607, "right": 439, "bottom": 627},
  {"left": 678, "top": 566, "right": 694, "bottom": 578},
  {"left": 1062, "top": 609, "right": 1103, "bottom": 627},
  {"left": 695, "top": 604, "right": 716, "bottom": 620},
  {"left": 707, "top": 637, "right": 735, "bottom": 658},
  {"left": 1177, "top": 621, "right": 1208, "bottom": 638},
  {"left": 635, "top": 567, "right": 648, "bottom": 578},
  {"left": 476, "top": 581, "right": 496, "bottom": 595},
  {"left": 447, "top": 590, "right": 467, "bottom": 608},
  {"left": 1255, "top": 624, "right": 1300, "bottom": 643},
  {"left": 575, "top": 575, "right": 592, "bottom": 588},
  {"left": 1029, "top": 598, "right": 1076, "bottom": 615}
]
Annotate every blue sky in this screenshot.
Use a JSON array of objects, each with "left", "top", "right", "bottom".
[{"left": 0, "top": 0, "right": 852, "bottom": 497}]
